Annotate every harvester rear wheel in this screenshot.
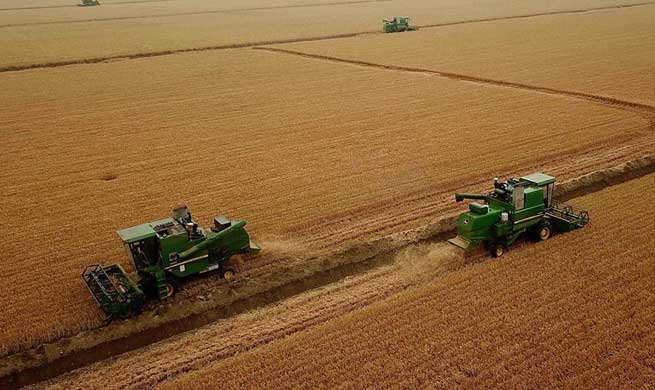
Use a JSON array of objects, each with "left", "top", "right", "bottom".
[
  {"left": 492, "top": 244, "right": 505, "bottom": 258},
  {"left": 538, "top": 223, "right": 552, "bottom": 241}
]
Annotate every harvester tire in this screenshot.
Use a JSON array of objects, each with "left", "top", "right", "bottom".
[
  {"left": 222, "top": 268, "right": 236, "bottom": 282},
  {"left": 492, "top": 244, "right": 505, "bottom": 258},
  {"left": 163, "top": 283, "right": 175, "bottom": 299},
  {"left": 538, "top": 223, "right": 552, "bottom": 241}
]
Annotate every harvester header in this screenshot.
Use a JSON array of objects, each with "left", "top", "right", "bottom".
[{"left": 448, "top": 173, "right": 589, "bottom": 257}]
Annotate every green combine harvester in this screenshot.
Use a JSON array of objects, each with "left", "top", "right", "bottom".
[
  {"left": 383, "top": 17, "right": 417, "bottom": 33},
  {"left": 448, "top": 173, "right": 589, "bottom": 257},
  {"left": 79, "top": 0, "right": 100, "bottom": 6},
  {"left": 83, "top": 205, "right": 260, "bottom": 319}
]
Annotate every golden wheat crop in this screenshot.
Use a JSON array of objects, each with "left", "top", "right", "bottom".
[
  {"left": 0, "top": 0, "right": 644, "bottom": 69},
  {"left": 1, "top": 45, "right": 650, "bottom": 357},
  {"left": 275, "top": 4, "right": 655, "bottom": 105},
  {"left": 154, "top": 173, "right": 655, "bottom": 389},
  {"left": 0, "top": 0, "right": 390, "bottom": 25}
]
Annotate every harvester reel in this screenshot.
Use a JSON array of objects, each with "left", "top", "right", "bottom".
[
  {"left": 563, "top": 205, "right": 574, "bottom": 216},
  {"left": 578, "top": 211, "right": 590, "bottom": 227}
]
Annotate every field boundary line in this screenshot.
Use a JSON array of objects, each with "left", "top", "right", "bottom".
[
  {"left": 0, "top": 34, "right": 365, "bottom": 73},
  {"left": 2, "top": 1, "right": 655, "bottom": 72},
  {"left": 254, "top": 47, "right": 655, "bottom": 117},
  {"left": 2, "top": 155, "right": 655, "bottom": 389},
  {"left": 0, "top": 0, "right": 393, "bottom": 27}
]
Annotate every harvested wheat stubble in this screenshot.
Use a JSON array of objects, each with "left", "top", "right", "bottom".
[
  {"left": 0, "top": 0, "right": 649, "bottom": 69},
  {"left": 157, "top": 174, "right": 655, "bottom": 389},
  {"left": 31, "top": 243, "right": 463, "bottom": 390},
  {"left": 275, "top": 4, "right": 655, "bottom": 106},
  {"left": 1, "top": 47, "right": 650, "bottom": 357}
]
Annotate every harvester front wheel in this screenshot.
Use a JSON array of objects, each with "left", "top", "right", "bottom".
[
  {"left": 222, "top": 268, "right": 236, "bottom": 282},
  {"left": 163, "top": 283, "right": 175, "bottom": 299},
  {"left": 492, "top": 244, "right": 505, "bottom": 258},
  {"left": 538, "top": 223, "right": 552, "bottom": 241}
]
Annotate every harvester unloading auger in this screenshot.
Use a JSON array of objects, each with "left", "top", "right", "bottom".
[
  {"left": 448, "top": 173, "right": 589, "bottom": 257},
  {"left": 83, "top": 205, "right": 260, "bottom": 320}
]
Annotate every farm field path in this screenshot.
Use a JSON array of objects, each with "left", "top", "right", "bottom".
[
  {"left": 0, "top": 0, "right": 651, "bottom": 70},
  {"left": 35, "top": 174, "right": 655, "bottom": 389}
]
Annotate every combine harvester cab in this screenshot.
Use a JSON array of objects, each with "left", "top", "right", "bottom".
[
  {"left": 83, "top": 205, "right": 260, "bottom": 320},
  {"left": 448, "top": 173, "right": 589, "bottom": 257},
  {"left": 383, "top": 17, "right": 418, "bottom": 33}
]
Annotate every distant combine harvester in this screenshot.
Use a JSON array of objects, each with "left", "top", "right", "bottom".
[{"left": 383, "top": 17, "right": 418, "bottom": 33}]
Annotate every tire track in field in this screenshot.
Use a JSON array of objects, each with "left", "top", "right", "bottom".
[
  {"left": 2, "top": 2, "right": 655, "bottom": 72},
  {"left": 0, "top": 0, "right": 392, "bottom": 27},
  {"left": 254, "top": 47, "right": 655, "bottom": 117}
]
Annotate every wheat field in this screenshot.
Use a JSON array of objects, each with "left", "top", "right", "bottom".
[
  {"left": 2, "top": 1, "right": 655, "bottom": 386},
  {"left": 274, "top": 4, "right": 655, "bottom": 105},
  {"left": 3, "top": 46, "right": 650, "bottom": 356},
  {"left": 35, "top": 173, "right": 655, "bottom": 389},
  {"left": 0, "top": 0, "right": 648, "bottom": 69},
  {"left": 153, "top": 173, "right": 655, "bottom": 389}
]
